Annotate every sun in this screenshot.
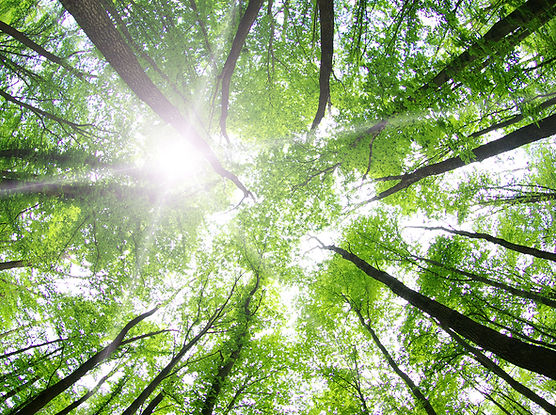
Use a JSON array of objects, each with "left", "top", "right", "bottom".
[{"left": 148, "top": 137, "right": 204, "bottom": 186}]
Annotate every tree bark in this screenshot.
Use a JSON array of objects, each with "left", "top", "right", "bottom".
[
  {"left": 310, "top": 0, "right": 334, "bottom": 131},
  {"left": 325, "top": 245, "right": 556, "bottom": 380},
  {"left": 352, "top": 306, "right": 437, "bottom": 415},
  {"left": 219, "top": 0, "right": 264, "bottom": 142},
  {"left": 369, "top": 113, "right": 556, "bottom": 202},
  {"left": 419, "top": 226, "right": 556, "bottom": 263},
  {"left": 444, "top": 327, "right": 556, "bottom": 414},
  {"left": 60, "top": 0, "right": 250, "bottom": 196},
  {"left": 13, "top": 307, "right": 157, "bottom": 415}
]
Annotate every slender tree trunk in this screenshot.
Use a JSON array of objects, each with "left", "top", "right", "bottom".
[
  {"left": 121, "top": 296, "right": 233, "bottom": 415},
  {"left": 411, "top": 254, "right": 556, "bottom": 309},
  {"left": 325, "top": 245, "right": 556, "bottom": 380},
  {"left": 140, "top": 392, "right": 164, "bottom": 415},
  {"left": 200, "top": 274, "right": 261, "bottom": 415},
  {"left": 13, "top": 307, "right": 157, "bottom": 415},
  {"left": 417, "top": 226, "right": 556, "bottom": 263},
  {"left": 445, "top": 327, "right": 556, "bottom": 414},
  {"left": 0, "top": 337, "right": 67, "bottom": 360},
  {"left": 219, "top": 0, "right": 264, "bottom": 142},
  {"left": 0, "top": 21, "right": 87, "bottom": 80},
  {"left": 310, "top": 0, "right": 334, "bottom": 131},
  {"left": 369, "top": 113, "right": 556, "bottom": 202},
  {"left": 0, "top": 376, "right": 39, "bottom": 406},
  {"left": 357, "top": 0, "right": 556, "bottom": 141},
  {"left": 352, "top": 307, "right": 437, "bottom": 415},
  {"left": 60, "top": 0, "right": 249, "bottom": 196},
  {"left": 53, "top": 373, "right": 110, "bottom": 415},
  {"left": 0, "top": 260, "right": 28, "bottom": 271}
]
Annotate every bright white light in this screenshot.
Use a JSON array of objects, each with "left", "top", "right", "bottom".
[{"left": 149, "top": 138, "right": 203, "bottom": 185}]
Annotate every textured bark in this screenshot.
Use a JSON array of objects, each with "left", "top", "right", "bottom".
[
  {"left": 370, "top": 113, "right": 556, "bottom": 202},
  {"left": 352, "top": 307, "right": 437, "bottom": 415},
  {"left": 14, "top": 307, "right": 157, "bottom": 415},
  {"left": 420, "top": 226, "right": 556, "bottom": 263},
  {"left": 219, "top": 0, "right": 264, "bottom": 142},
  {"left": 60, "top": 0, "right": 249, "bottom": 196},
  {"left": 200, "top": 274, "right": 260, "bottom": 415},
  {"left": 310, "top": 0, "right": 334, "bottom": 131},
  {"left": 0, "top": 20, "right": 87, "bottom": 80},
  {"left": 445, "top": 328, "right": 556, "bottom": 414},
  {"left": 412, "top": 254, "right": 556, "bottom": 309},
  {"left": 326, "top": 245, "right": 556, "bottom": 380}
]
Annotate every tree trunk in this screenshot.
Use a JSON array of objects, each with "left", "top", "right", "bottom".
[
  {"left": 53, "top": 373, "right": 110, "bottom": 415},
  {"left": 352, "top": 307, "right": 437, "bottom": 415},
  {"left": 419, "top": 226, "right": 556, "bottom": 263},
  {"left": 200, "top": 274, "right": 261, "bottom": 415},
  {"left": 357, "top": 0, "right": 556, "bottom": 141},
  {"left": 310, "top": 0, "right": 334, "bottom": 131},
  {"left": 0, "top": 21, "right": 87, "bottom": 80},
  {"left": 140, "top": 392, "right": 164, "bottom": 415},
  {"left": 326, "top": 245, "right": 556, "bottom": 380},
  {"left": 219, "top": 0, "right": 264, "bottom": 142},
  {"left": 0, "top": 260, "right": 28, "bottom": 271},
  {"left": 13, "top": 307, "right": 157, "bottom": 415},
  {"left": 412, "top": 254, "right": 556, "bottom": 309},
  {"left": 121, "top": 297, "right": 231, "bottom": 415},
  {"left": 60, "top": 0, "right": 249, "bottom": 196},
  {"left": 444, "top": 327, "right": 556, "bottom": 414},
  {"left": 370, "top": 113, "right": 556, "bottom": 202}
]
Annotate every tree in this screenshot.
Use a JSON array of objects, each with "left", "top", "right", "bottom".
[{"left": 1, "top": 0, "right": 556, "bottom": 413}]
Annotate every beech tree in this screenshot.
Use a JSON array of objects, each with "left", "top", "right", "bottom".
[{"left": 1, "top": 0, "right": 556, "bottom": 414}]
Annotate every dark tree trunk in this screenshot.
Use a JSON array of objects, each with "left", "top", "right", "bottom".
[
  {"left": 121, "top": 297, "right": 232, "bottom": 415},
  {"left": 0, "top": 376, "right": 39, "bottom": 406},
  {"left": 219, "top": 0, "right": 264, "bottom": 142},
  {"left": 310, "top": 0, "right": 334, "bottom": 131},
  {"left": 420, "top": 226, "right": 556, "bottom": 263},
  {"left": 60, "top": 0, "right": 249, "bottom": 196},
  {"left": 352, "top": 307, "right": 437, "bottom": 415},
  {"left": 14, "top": 307, "right": 157, "bottom": 415},
  {"left": 371, "top": 113, "right": 556, "bottom": 201},
  {"left": 53, "top": 373, "right": 110, "bottom": 415},
  {"left": 0, "top": 260, "right": 28, "bottom": 271},
  {"left": 140, "top": 392, "right": 164, "bottom": 415},
  {"left": 412, "top": 254, "right": 556, "bottom": 309},
  {"left": 0, "top": 21, "right": 87, "bottom": 80},
  {"left": 326, "top": 245, "right": 556, "bottom": 380},
  {"left": 412, "top": 0, "right": 556, "bottom": 99},
  {"left": 445, "top": 327, "right": 556, "bottom": 414},
  {"left": 200, "top": 274, "right": 260, "bottom": 415}
]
